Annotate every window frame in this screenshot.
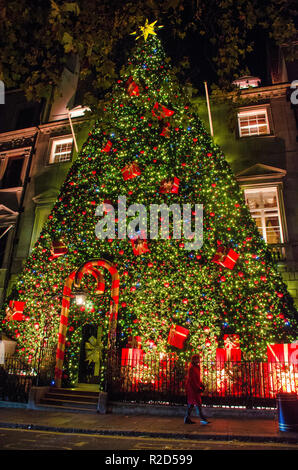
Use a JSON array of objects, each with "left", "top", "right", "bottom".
[
  {"left": 48, "top": 135, "right": 73, "bottom": 165},
  {"left": 237, "top": 105, "right": 273, "bottom": 138},
  {"left": 0, "top": 148, "right": 30, "bottom": 190},
  {"left": 243, "top": 185, "right": 286, "bottom": 245}
]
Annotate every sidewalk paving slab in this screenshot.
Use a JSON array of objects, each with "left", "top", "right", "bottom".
[{"left": 0, "top": 406, "right": 298, "bottom": 445}]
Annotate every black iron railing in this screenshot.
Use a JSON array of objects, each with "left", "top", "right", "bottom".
[
  {"left": 107, "top": 354, "right": 298, "bottom": 408},
  {"left": 0, "top": 347, "right": 56, "bottom": 403},
  {"left": 1, "top": 349, "right": 297, "bottom": 408}
]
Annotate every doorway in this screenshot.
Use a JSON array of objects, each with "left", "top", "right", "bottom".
[{"left": 78, "top": 324, "right": 102, "bottom": 384}]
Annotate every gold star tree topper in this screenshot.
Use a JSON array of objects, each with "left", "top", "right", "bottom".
[{"left": 131, "top": 19, "right": 163, "bottom": 42}]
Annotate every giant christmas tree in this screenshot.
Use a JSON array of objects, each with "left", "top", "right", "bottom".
[{"left": 2, "top": 21, "right": 297, "bottom": 386}]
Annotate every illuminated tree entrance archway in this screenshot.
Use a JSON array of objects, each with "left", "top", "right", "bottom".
[{"left": 54, "top": 258, "right": 120, "bottom": 387}]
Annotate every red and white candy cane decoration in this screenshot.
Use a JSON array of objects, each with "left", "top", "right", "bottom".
[{"left": 54, "top": 259, "right": 119, "bottom": 387}]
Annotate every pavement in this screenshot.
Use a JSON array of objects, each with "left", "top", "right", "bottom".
[{"left": 0, "top": 404, "right": 298, "bottom": 445}]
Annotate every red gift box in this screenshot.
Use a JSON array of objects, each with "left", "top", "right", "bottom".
[
  {"left": 7, "top": 300, "right": 26, "bottom": 321},
  {"left": 167, "top": 324, "right": 189, "bottom": 349},
  {"left": 127, "top": 336, "right": 142, "bottom": 349},
  {"left": 51, "top": 240, "right": 68, "bottom": 258},
  {"left": 267, "top": 343, "right": 298, "bottom": 364},
  {"left": 216, "top": 348, "right": 241, "bottom": 362},
  {"left": 121, "top": 162, "right": 141, "bottom": 180},
  {"left": 102, "top": 140, "right": 112, "bottom": 152},
  {"left": 131, "top": 238, "right": 150, "bottom": 256},
  {"left": 121, "top": 348, "right": 144, "bottom": 367},
  {"left": 224, "top": 334, "right": 240, "bottom": 350},
  {"left": 160, "top": 122, "right": 171, "bottom": 138},
  {"left": 159, "top": 177, "right": 180, "bottom": 195},
  {"left": 152, "top": 102, "right": 175, "bottom": 120},
  {"left": 212, "top": 246, "right": 239, "bottom": 270},
  {"left": 126, "top": 76, "right": 139, "bottom": 96}
]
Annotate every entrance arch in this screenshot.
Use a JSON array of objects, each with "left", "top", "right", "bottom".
[{"left": 54, "top": 258, "right": 120, "bottom": 387}]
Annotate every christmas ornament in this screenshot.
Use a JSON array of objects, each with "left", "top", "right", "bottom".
[
  {"left": 216, "top": 348, "right": 241, "bottom": 362},
  {"left": 212, "top": 246, "right": 239, "bottom": 270},
  {"left": 121, "top": 348, "right": 144, "bottom": 367},
  {"left": 127, "top": 335, "right": 142, "bottom": 349},
  {"left": 51, "top": 239, "right": 68, "bottom": 258},
  {"left": 130, "top": 19, "right": 163, "bottom": 42},
  {"left": 131, "top": 238, "right": 150, "bottom": 256},
  {"left": 224, "top": 334, "right": 240, "bottom": 349},
  {"left": 126, "top": 76, "right": 140, "bottom": 96},
  {"left": 267, "top": 343, "right": 298, "bottom": 364},
  {"left": 102, "top": 140, "right": 112, "bottom": 152},
  {"left": 160, "top": 122, "right": 171, "bottom": 138},
  {"left": 159, "top": 177, "right": 180, "bottom": 194},
  {"left": 121, "top": 162, "right": 141, "bottom": 180},
  {"left": 167, "top": 324, "right": 189, "bottom": 349},
  {"left": 152, "top": 102, "right": 175, "bottom": 120},
  {"left": 5, "top": 301, "right": 26, "bottom": 321}
]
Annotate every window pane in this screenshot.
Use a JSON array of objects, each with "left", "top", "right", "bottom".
[
  {"left": 252, "top": 216, "right": 265, "bottom": 239},
  {"left": 245, "top": 192, "right": 262, "bottom": 209},
  {"left": 1, "top": 156, "right": 24, "bottom": 188},
  {"left": 238, "top": 110, "right": 270, "bottom": 137},
  {"left": 51, "top": 139, "right": 73, "bottom": 164},
  {"left": 244, "top": 187, "right": 283, "bottom": 244},
  {"left": 0, "top": 228, "right": 9, "bottom": 267},
  {"left": 265, "top": 216, "right": 281, "bottom": 244},
  {"left": 263, "top": 191, "right": 277, "bottom": 208}
]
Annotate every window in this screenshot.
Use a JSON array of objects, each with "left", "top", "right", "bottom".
[
  {"left": 0, "top": 226, "right": 10, "bottom": 267},
  {"left": 0, "top": 155, "right": 26, "bottom": 189},
  {"left": 244, "top": 187, "right": 283, "bottom": 244},
  {"left": 238, "top": 108, "right": 270, "bottom": 137},
  {"left": 49, "top": 137, "right": 73, "bottom": 164}
]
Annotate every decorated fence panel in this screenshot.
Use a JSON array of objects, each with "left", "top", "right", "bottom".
[{"left": 107, "top": 352, "right": 298, "bottom": 407}]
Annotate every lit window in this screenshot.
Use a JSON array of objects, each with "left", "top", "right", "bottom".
[
  {"left": 244, "top": 187, "right": 283, "bottom": 244},
  {"left": 49, "top": 137, "right": 73, "bottom": 164},
  {"left": 238, "top": 109, "right": 270, "bottom": 137}
]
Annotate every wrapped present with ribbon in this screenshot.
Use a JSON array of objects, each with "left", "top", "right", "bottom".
[
  {"left": 121, "top": 348, "right": 144, "bottom": 367},
  {"left": 131, "top": 238, "right": 150, "bottom": 256},
  {"left": 102, "top": 140, "right": 112, "bottom": 152},
  {"left": 51, "top": 239, "right": 68, "bottom": 258},
  {"left": 160, "top": 122, "right": 171, "bottom": 138},
  {"left": 152, "top": 102, "right": 175, "bottom": 120},
  {"left": 267, "top": 343, "right": 298, "bottom": 365},
  {"left": 167, "top": 324, "right": 189, "bottom": 349},
  {"left": 212, "top": 245, "right": 239, "bottom": 270},
  {"left": 216, "top": 347, "right": 241, "bottom": 362},
  {"left": 224, "top": 334, "right": 240, "bottom": 350},
  {"left": 6, "top": 300, "right": 26, "bottom": 321},
  {"left": 159, "top": 177, "right": 180, "bottom": 195},
  {"left": 127, "top": 335, "right": 142, "bottom": 349},
  {"left": 121, "top": 162, "right": 141, "bottom": 180},
  {"left": 126, "top": 76, "right": 140, "bottom": 96}
]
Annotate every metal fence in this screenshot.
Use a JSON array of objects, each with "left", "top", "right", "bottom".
[
  {"left": 107, "top": 354, "right": 298, "bottom": 408},
  {"left": 1, "top": 349, "right": 297, "bottom": 408},
  {"left": 0, "top": 347, "right": 56, "bottom": 403}
]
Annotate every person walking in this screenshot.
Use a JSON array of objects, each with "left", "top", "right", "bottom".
[{"left": 184, "top": 354, "right": 210, "bottom": 424}]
